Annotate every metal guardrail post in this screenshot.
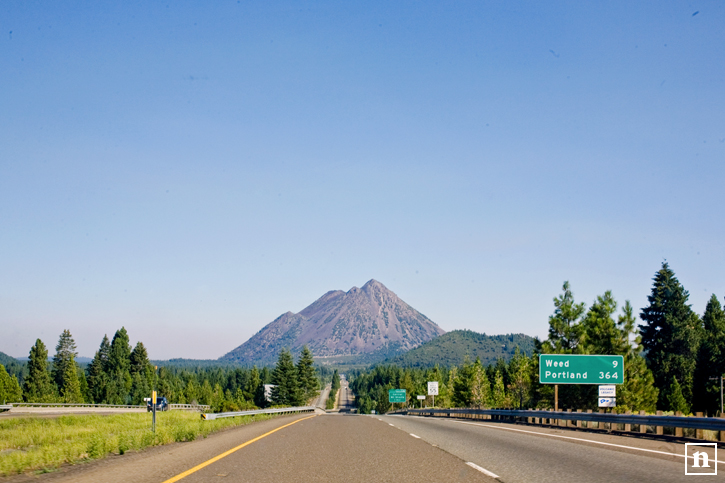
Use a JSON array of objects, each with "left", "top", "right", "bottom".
[
  {"left": 696, "top": 412, "right": 704, "bottom": 439},
  {"left": 624, "top": 411, "right": 631, "bottom": 432},
  {"left": 656, "top": 411, "right": 663, "bottom": 435}
]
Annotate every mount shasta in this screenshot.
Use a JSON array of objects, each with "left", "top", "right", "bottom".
[{"left": 221, "top": 280, "right": 445, "bottom": 365}]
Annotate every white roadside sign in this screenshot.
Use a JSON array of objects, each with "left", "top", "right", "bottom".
[
  {"left": 428, "top": 381, "right": 439, "bottom": 396},
  {"left": 599, "top": 385, "right": 616, "bottom": 397},
  {"left": 417, "top": 395, "right": 426, "bottom": 400},
  {"left": 598, "top": 397, "right": 616, "bottom": 408}
]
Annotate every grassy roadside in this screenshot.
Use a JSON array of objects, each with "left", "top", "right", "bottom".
[{"left": 0, "top": 411, "right": 275, "bottom": 476}]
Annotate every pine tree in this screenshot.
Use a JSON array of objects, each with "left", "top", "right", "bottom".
[
  {"left": 271, "top": 349, "right": 302, "bottom": 406},
  {"left": 490, "top": 369, "right": 508, "bottom": 408},
  {"left": 245, "top": 366, "right": 261, "bottom": 403},
  {"left": 295, "top": 346, "right": 318, "bottom": 401},
  {"left": 544, "top": 281, "right": 586, "bottom": 353},
  {"left": 665, "top": 376, "right": 690, "bottom": 414},
  {"left": 77, "top": 368, "right": 90, "bottom": 403},
  {"left": 51, "top": 330, "right": 82, "bottom": 402},
  {"left": 617, "top": 301, "right": 658, "bottom": 412},
  {"left": 130, "top": 342, "right": 154, "bottom": 403},
  {"left": 0, "top": 364, "right": 23, "bottom": 403},
  {"left": 507, "top": 349, "right": 531, "bottom": 409},
  {"left": 23, "top": 339, "right": 56, "bottom": 402},
  {"left": 452, "top": 359, "right": 473, "bottom": 407},
  {"left": 59, "top": 354, "right": 83, "bottom": 403},
  {"left": 469, "top": 358, "right": 490, "bottom": 408},
  {"left": 87, "top": 335, "right": 111, "bottom": 403},
  {"left": 106, "top": 328, "right": 132, "bottom": 404},
  {"left": 694, "top": 294, "right": 725, "bottom": 414},
  {"left": 640, "top": 262, "right": 702, "bottom": 409}
]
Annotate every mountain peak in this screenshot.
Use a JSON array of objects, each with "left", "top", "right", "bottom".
[{"left": 221, "top": 280, "right": 444, "bottom": 365}]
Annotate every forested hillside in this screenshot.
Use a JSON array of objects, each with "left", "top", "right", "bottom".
[{"left": 387, "top": 331, "right": 535, "bottom": 367}]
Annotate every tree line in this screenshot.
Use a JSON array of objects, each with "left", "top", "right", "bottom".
[
  {"left": 1, "top": 329, "right": 320, "bottom": 413},
  {"left": 352, "top": 262, "right": 725, "bottom": 415}
]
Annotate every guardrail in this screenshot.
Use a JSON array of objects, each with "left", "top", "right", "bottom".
[
  {"left": 0, "top": 405, "right": 12, "bottom": 411},
  {"left": 9, "top": 403, "right": 145, "bottom": 408},
  {"left": 404, "top": 408, "right": 725, "bottom": 440},
  {"left": 169, "top": 404, "right": 210, "bottom": 411},
  {"left": 201, "top": 406, "right": 316, "bottom": 420}
]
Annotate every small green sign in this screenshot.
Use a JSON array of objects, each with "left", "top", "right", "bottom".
[
  {"left": 539, "top": 354, "right": 624, "bottom": 385},
  {"left": 388, "top": 389, "right": 406, "bottom": 403}
]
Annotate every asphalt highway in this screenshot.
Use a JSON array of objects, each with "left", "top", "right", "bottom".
[
  {"left": 9, "top": 410, "right": 722, "bottom": 483},
  {"left": 383, "top": 414, "right": 725, "bottom": 482}
]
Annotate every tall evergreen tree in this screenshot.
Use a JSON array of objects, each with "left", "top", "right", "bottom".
[
  {"left": 617, "top": 301, "right": 658, "bottom": 412},
  {"left": 665, "top": 376, "right": 690, "bottom": 414},
  {"left": 469, "top": 358, "right": 490, "bottom": 408},
  {"left": 23, "top": 339, "right": 56, "bottom": 402},
  {"left": 86, "top": 335, "right": 111, "bottom": 403},
  {"left": 507, "top": 349, "right": 531, "bottom": 409},
  {"left": 543, "top": 281, "right": 586, "bottom": 353},
  {"left": 51, "top": 330, "right": 82, "bottom": 402},
  {"left": 0, "top": 364, "right": 23, "bottom": 403},
  {"left": 106, "top": 328, "right": 132, "bottom": 404},
  {"left": 245, "top": 366, "right": 261, "bottom": 403},
  {"left": 296, "top": 346, "right": 318, "bottom": 401},
  {"left": 640, "top": 262, "right": 702, "bottom": 408},
  {"left": 694, "top": 294, "right": 725, "bottom": 414},
  {"left": 59, "top": 354, "right": 83, "bottom": 402},
  {"left": 271, "top": 349, "right": 302, "bottom": 406},
  {"left": 129, "top": 342, "right": 154, "bottom": 404}
]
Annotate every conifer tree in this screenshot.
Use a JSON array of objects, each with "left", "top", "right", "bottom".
[
  {"left": 51, "top": 330, "right": 82, "bottom": 402},
  {"left": 452, "top": 359, "right": 473, "bottom": 407},
  {"left": 106, "top": 328, "right": 132, "bottom": 404},
  {"left": 617, "top": 301, "right": 658, "bottom": 412},
  {"left": 245, "top": 366, "right": 261, "bottom": 403},
  {"left": 665, "top": 376, "right": 690, "bottom": 414},
  {"left": 59, "top": 354, "right": 83, "bottom": 403},
  {"left": 23, "top": 339, "right": 56, "bottom": 402},
  {"left": 271, "top": 349, "right": 302, "bottom": 406},
  {"left": 87, "top": 335, "right": 111, "bottom": 403},
  {"left": 77, "top": 368, "right": 90, "bottom": 403},
  {"left": 490, "top": 369, "right": 508, "bottom": 408},
  {"left": 0, "top": 364, "right": 23, "bottom": 403},
  {"left": 640, "top": 263, "right": 702, "bottom": 409},
  {"left": 295, "top": 346, "right": 318, "bottom": 400},
  {"left": 694, "top": 294, "right": 725, "bottom": 413},
  {"left": 129, "top": 342, "right": 154, "bottom": 404},
  {"left": 507, "top": 349, "right": 531, "bottom": 409},
  {"left": 543, "top": 281, "right": 586, "bottom": 353},
  {"left": 469, "top": 358, "right": 490, "bottom": 408}
]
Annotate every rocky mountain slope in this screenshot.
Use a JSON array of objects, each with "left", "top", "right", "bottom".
[{"left": 221, "top": 280, "right": 445, "bottom": 365}]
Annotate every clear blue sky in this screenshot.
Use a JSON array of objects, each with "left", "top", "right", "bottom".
[{"left": 2, "top": 1, "right": 723, "bottom": 360}]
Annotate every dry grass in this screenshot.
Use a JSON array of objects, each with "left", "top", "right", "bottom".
[{"left": 0, "top": 411, "right": 274, "bottom": 476}]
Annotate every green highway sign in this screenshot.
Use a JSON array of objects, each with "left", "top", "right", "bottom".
[
  {"left": 388, "top": 389, "right": 406, "bottom": 403},
  {"left": 539, "top": 354, "right": 624, "bottom": 385}
]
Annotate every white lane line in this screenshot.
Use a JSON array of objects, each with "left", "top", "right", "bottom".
[
  {"left": 451, "top": 420, "right": 725, "bottom": 464},
  {"left": 466, "top": 462, "right": 499, "bottom": 478},
  {"left": 389, "top": 423, "right": 395, "bottom": 426},
  {"left": 409, "top": 433, "right": 421, "bottom": 439}
]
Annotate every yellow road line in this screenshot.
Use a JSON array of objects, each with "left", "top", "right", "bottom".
[{"left": 161, "top": 414, "right": 316, "bottom": 483}]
